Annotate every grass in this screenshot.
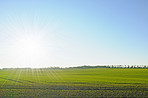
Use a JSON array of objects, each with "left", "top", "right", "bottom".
[{"left": 0, "top": 68, "right": 148, "bottom": 97}]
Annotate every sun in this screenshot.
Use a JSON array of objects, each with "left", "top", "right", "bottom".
[
  {"left": 11, "top": 36, "right": 47, "bottom": 67},
  {"left": 16, "top": 37, "right": 42, "bottom": 56},
  {"left": 1, "top": 14, "right": 61, "bottom": 68}
]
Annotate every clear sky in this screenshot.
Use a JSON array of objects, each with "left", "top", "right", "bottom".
[{"left": 0, "top": 0, "right": 148, "bottom": 68}]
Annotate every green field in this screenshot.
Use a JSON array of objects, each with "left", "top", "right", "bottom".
[{"left": 0, "top": 68, "right": 148, "bottom": 97}]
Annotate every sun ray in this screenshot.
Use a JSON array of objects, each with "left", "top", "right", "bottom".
[{"left": 0, "top": 14, "right": 62, "bottom": 68}]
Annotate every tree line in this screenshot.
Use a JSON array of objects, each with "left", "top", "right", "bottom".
[{"left": 0, "top": 65, "right": 148, "bottom": 70}]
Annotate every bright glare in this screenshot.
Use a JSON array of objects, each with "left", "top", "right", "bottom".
[
  {"left": 11, "top": 36, "right": 48, "bottom": 68},
  {"left": 0, "top": 14, "right": 62, "bottom": 68},
  {"left": 16, "top": 37, "right": 43, "bottom": 56}
]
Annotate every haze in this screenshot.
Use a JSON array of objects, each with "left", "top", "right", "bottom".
[{"left": 0, "top": 0, "right": 148, "bottom": 68}]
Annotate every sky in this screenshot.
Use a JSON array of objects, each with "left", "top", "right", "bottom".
[{"left": 0, "top": 0, "right": 148, "bottom": 68}]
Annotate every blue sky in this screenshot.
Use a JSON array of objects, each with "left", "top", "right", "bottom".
[{"left": 0, "top": 0, "right": 148, "bottom": 68}]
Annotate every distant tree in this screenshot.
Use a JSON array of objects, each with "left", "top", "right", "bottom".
[
  {"left": 130, "top": 66, "right": 133, "bottom": 68},
  {"left": 111, "top": 65, "right": 114, "bottom": 68},
  {"left": 127, "top": 65, "right": 129, "bottom": 68},
  {"left": 143, "top": 66, "right": 146, "bottom": 68}
]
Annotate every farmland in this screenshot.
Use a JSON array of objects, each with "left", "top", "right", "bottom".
[{"left": 0, "top": 68, "right": 148, "bottom": 97}]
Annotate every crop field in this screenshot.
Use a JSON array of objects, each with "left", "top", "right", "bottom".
[{"left": 0, "top": 68, "right": 148, "bottom": 97}]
